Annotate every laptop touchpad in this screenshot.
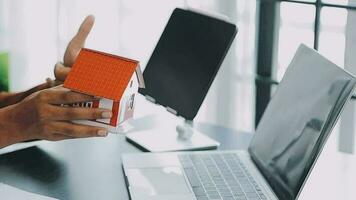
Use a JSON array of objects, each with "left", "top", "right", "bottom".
[{"left": 126, "top": 167, "right": 191, "bottom": 196}]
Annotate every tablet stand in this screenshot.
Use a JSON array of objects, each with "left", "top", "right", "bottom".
[
  {"left": 176, "top": 120, "right": 195, "bottom": 140},
  {"left": 125, "top": 96, "right": 220, "bottom": 152}
]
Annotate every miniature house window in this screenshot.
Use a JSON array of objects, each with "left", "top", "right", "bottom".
[
  {"left": 129, "top": 94, "right": 135, "bottom": 110},
  {"left": 87, "top": 102, "right": 93, "bottom": 108}
]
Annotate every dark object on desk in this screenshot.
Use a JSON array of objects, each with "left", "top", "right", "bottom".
[{"left": 139, "top": 8, "right": 237, "bottom": 120}]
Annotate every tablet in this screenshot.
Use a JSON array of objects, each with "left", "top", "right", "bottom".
[{"left": 139, "top": 8, "right": 237, "bottom": 120}]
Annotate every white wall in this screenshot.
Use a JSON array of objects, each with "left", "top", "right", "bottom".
[{"left": 2, "top": 0, "right": 57, "bottom": 91}]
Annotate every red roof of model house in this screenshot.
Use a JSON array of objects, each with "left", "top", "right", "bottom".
[{"left": 64, "top": 48, "right": 144, "bottom": 101}]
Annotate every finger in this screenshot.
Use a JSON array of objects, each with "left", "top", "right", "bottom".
[
  {"left": 64, "top": 15, "right": 95, "bottom": 66},
  {"left": 54, "top": 62, "right": 71, "bottom": 81},
  {"left": 46, "top": 78, "right": 63, "bottom": 88},
  {"left": 50, "top": 121, "right": 108, "bottom": 138},
  {"left": 75, "top": 15, "right": 95, "bottom": 45},
  {"left": 49, "top": 106, "right": 112, "bottom": 121},
  {"left": 42, "top": 87, "right": 96, "bottom": 104}
]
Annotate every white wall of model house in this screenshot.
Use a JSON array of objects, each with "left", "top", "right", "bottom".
[{"left": 72, "top": 72, "right": 139, "bottom": 133}]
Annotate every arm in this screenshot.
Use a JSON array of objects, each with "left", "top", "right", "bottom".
[
  {"left": 0, "top": 105, "right": 29, "bottom": 147},
  {"left": 0, "top": 81, "right": 52, "bottom": 108}
]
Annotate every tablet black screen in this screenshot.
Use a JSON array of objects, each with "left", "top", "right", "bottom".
[{"left": 139, "top": 8, "right": 237, "bottom": 120}]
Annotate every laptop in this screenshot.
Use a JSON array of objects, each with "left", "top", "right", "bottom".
[{"left": 122, "top": 44, "right": 356, "bottom": 200}]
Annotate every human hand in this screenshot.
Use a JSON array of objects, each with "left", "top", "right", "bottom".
[
  {"left": 54, "top": 15, "right": 95, "bottom": 83},
  {"left": 5, "top": 86, "right": 111, "bottom": 142}
]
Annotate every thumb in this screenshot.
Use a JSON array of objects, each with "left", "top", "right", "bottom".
[
  {"left": 54, "top": 62, "right": 71, "bottom": 81},
  {"left": 73, "top": 15, "right": 95, "bottom": 46},
  {"left": 64, "top": 15, "right": 95, "bottom": 66}
]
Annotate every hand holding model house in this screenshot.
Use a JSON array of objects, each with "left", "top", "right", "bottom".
[
  {"left": 0, "top": 15, "right": 144, "bottom": 148},
  {"left": 53, "top": 14, "right": 145, "bottom": 132},
  {"left": 0, "top": 16, "right": 118, "bottom": 147},
  {"left": 54, "top": 15, "right": 145, "bottom": 132},
  {"left": 63, "top": 48, "right": 145, "bottom": 133}
]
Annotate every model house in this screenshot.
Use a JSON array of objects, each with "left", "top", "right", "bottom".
[{"left": 63, "top": 48, "right": 145, "bottom": 132}]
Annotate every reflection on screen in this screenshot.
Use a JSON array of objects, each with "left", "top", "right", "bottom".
[{"left": 248, "top": 45, "right": 355, "bottom": 200}]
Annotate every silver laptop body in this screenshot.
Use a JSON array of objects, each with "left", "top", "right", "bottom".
[{"left": 122, "top": 44, "right": 356, "bottom": 200}]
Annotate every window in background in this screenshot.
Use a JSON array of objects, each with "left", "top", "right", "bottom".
[
  {"left": 57, "top": 0, "right": 122, "bottom": 58},
  {"left": 319, "top": 7, "right": 347, "bottom": 67},
  {"left": 0, "top": 0, "right": 57, "bottom": 92},
  {"left": 259, "top": 1, "right": 356, "bottom": 113},
  {"left": 0, "top": 0, "right": 9, "bottom": 91},
  {"left": 275, "top": 2, "right": 315, "bottom": 82},
  {"left": 184, "top": 0, "right": 257, "bottom": 132},
  {"left": 336, "top": 5, "right": 356, "bottom": 153},
  {"left": 226, "top": 0, "right": 256, "bottom": 132},
  {"left": 0, "top": 0, "right": 8, "bottom": 51},
  {"left": 323, "top": 0, "right": 350, "bottom": 6}
]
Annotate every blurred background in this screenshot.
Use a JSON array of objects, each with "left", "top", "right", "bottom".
[{"left": 0, "top": 0, "right": 356, "bottom": 152}]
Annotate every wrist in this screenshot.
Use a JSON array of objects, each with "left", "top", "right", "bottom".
[
  {"left": 0, "top": 81, "right": 51, "bottom": 108},
  {"left": 0, "top": 105, "right": 32, "bottom": 148}
]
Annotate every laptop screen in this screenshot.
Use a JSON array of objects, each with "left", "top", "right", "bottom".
[{"left": 248, "top": 45, "right": 356, "bottom": 200}]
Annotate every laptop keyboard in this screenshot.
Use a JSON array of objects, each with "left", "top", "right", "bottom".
[{"left": 179, "top": 153, "right": 268, "bottom": 200}]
